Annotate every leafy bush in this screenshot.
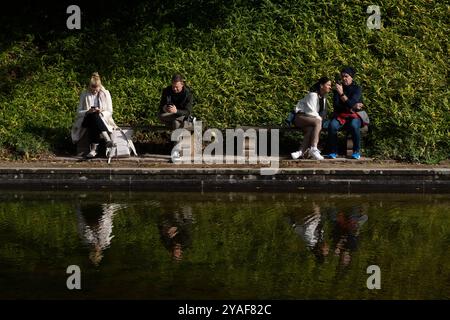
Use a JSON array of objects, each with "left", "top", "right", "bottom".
[{"left": 0, "top": 0, "right": 448, "bottom": 162}]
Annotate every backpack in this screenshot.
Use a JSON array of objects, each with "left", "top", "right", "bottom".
[
  {"left": 356, "top": 110, "right": 370, "bottom": 127},
  {"left": 106, "top": 127, "right": 138, "bottom": 164},
  {"left": 285, "top": 111, "right": 296, "bottom": 127}
]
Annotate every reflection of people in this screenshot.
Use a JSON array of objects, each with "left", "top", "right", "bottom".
[
  {"left": 290, "top": 203, "right": 368, "bottom": 266},
  {"left": 76, "top": 203, "right": 125, "bottom": 266},
  {"left": 158, "top": 205, "right": 194, "bottom": 262},
  {"left": 330, "top": 207, "right": 368, "bottom": 267},
  {"left": 291, "top": 203, "right": 329, "bottom": 262},
  {"left": 71, "top": 72, "right": 117, "bottom": 158},
  {"left": 327, "top": 67, "right": 363, "bottom": 160},
  {"left": 291, "top": 77, "right": 332, "bottom": 161}
]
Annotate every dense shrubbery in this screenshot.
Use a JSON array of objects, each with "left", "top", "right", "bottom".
[{"left": 0, "top": 0, "right": 448, "bottom": 161}]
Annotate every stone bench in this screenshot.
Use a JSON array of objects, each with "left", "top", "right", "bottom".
[
  {"left": 75, "top": 122, "right": 368, "bottom": 158},
  {"left": 236, "top": 125, "right": 368, "bottom": 157}
]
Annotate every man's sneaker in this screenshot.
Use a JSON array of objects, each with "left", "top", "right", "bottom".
[
  {"left": 327, "top": 153, "right": 337, "bottom": 159},
  {"left": 309, "top": 147, "right": 324, "bottom": 160},
  {"left": 291, "top": 150, "right": 303, "bottom": 160},
  {"left": 351, "top": 152, "right": 361, "bottom": 160}
]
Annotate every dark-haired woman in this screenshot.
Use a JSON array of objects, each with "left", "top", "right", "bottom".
[{"left": 291, "top": 77, "right": 331, "bottom": 160}]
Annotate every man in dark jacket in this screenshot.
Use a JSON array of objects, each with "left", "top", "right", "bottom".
[
  {"left": 327, "top": 67, "right": 363, "bottom": 160},
  {"left": 158, "top": 74, "right": 193, "bottom": 130}
]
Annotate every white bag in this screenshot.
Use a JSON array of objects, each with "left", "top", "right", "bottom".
[{"left": 106, "top": 128, "right": 138, "bottom": 163}]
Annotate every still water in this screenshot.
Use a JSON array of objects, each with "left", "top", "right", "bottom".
[{"left": 0, "top": 191, "right": 448, "bottom": 299}]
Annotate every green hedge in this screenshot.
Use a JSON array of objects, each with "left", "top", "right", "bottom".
[{"left": 0, "top": 0, "right": 448, "bottom": 162}]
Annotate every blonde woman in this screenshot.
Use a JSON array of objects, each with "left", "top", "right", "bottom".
[{"left": 71, "top": 72, "right": 117, "bottom": 158}]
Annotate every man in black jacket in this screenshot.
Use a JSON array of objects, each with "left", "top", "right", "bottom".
[{"left": 158, "top": 74, "right": 193, "bottom": 130}]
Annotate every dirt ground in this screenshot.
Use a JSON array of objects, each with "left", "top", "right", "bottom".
[{"left": 0, "top": 156, "right": 448, "bottom": 169}]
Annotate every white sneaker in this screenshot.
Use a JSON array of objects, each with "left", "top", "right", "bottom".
[
  {"left": 291, "top": 150, "right": 303, "bottom": 160},
  {"left": 86, "top": 150, "right": 97, "bottom": 158},
  {"left": 309, "top": 147, "right": 324, "bottom": 160},
  {"left": 86, "top": 144, "right": 98, "bottom": 158}
]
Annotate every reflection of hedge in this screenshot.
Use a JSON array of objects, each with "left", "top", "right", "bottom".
[
  {"left": 0, "top": 1, "right": 448, "bottom": 161},
  {"left": 0, "top": 192, "right": 448, "bottom": 299}
]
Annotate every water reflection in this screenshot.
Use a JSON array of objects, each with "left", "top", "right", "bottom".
[
  {"left": 0, "top": 192, "right": 448, "bottom": 299},
  {"left": 76, "top": 203, "right": 125, "bottom": 266},
  {"left": 158, "top": 204, "right": 194, "bottom": 262},
  {"left": 292, "top": 203, "right": 329, "bottom": 263},
  {"left": 330, "top": 207, "right": 368, "bottom": 267},
  {"left": 290, "top": 203, "right": 368, "bottom": 266}
]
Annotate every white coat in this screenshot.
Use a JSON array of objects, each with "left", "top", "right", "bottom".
[
  {"left": 71, "top": 87, "right": 117, "bottom": 143},
  {"left": 294, "top": 92, "right": 327, "bottom": 119}
]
